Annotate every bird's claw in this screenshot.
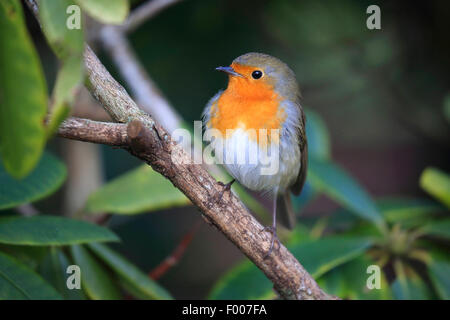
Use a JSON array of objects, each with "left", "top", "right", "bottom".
[
  {"left": 260, "top": 225, "right": 280, "bottom": 259},
  {"left": 214, "top": 179, "right": 235, "bottom": 204}
]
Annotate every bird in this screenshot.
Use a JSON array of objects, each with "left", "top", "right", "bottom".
[{"left": 202, "top": 52, "right": 308, "bottom": 257}]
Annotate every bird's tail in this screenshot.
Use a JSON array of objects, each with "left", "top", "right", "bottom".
[{"left": 277, "top": 192, "right": 296, "bottom": 230}]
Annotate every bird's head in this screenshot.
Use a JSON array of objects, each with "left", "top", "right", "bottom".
[{"left": 216, "top": 52, "right": 300, "bottom": 102}]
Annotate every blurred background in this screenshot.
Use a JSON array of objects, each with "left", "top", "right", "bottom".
[{"left": 17, "top": 0, "right": 450, "bottom": 299}]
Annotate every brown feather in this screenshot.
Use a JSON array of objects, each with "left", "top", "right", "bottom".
[{"left": 290, "top": 105, "right": 308, "bottom": 195}]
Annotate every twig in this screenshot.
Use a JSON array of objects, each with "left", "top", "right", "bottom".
[
  {"left": 27, "top": 0, "right": 334, "bottom": 299},
  {"left": 149, "top": 220, "right": 201, "bottom": 280},
  {"left": 58, "top": 117, "right": 128, "bottom": 146},
  {"left": 99, "top": 26, "right": 182, "bottom": 132},
  {"left": 123, "top": 0, "right": 184, "bottom": 33}
]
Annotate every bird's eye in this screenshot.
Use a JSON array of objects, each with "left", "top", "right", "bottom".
[{"left": 251, "top": 70, "right": 263, "bottom": 79}]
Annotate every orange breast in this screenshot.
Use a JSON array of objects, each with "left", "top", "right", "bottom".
[{"left": 209, "top": 72, "right": 286, "bottom": 143}]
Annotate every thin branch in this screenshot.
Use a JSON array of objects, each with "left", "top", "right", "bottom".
[
  {"left": 149, "top": 220, "right": 201, "bottom": 280},
  {"left": 99, "top": 26, "right": 182, "bottom": 132},
  {"left": 123, "top": 0, "right": 184, "bottom": 34},
  {"left": 58, "top": 117, "right": 128, "bottom": 146},
  {"left": 27, "top": 0, "right": 335, "bottom": 299}
]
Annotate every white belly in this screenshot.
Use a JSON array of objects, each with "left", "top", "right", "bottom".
[{"left": 209, "top": 128, "right": 301, "bottom": 193}]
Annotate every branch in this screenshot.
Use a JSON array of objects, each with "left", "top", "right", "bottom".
[
  {"left": 58, "top": 117, "right": 333, "bottom": 300},
  {"left": 58, "top": 117, "right": 128, "bottom": 146},
  {"left": 149, "top": 220, "right": 201, "bottom": 280},
  {"left": 27, "top": 0, "right": 334, "bottom": 300},
  {"left": 123, "top": 0, "right": 184, "bottom": 34},
  {"left": 99, "top": 26, "right": 182, "bottom": 132}
]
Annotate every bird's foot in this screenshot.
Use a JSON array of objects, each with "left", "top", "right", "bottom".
[
  {"left": 214, "top": 179, "right": 235, "bottom": 203},
  {"left": 260, "top": 225, "right": 280, "bottom": 259}
]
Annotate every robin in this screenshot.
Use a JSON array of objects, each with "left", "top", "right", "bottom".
[{"left": 202, "top": 52, "right": 308, "bottom": 257}]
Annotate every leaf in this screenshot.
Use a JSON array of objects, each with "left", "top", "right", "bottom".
[
  {"left": 209, "top": 261, "right": 274, "bottom": 300},
  {"left": 325, "top": 197, "right": 445, "bottom": 231},
  {"left": 308, "top": 157, "right": 385, "bottom": 227},
  {"left": 305, "top": 109, "right": 331, "bottom": 160},
  {"left": 0, "top": 216, "right": 119, "bottom": 246},
  {"left": 378, "top": 197, "right": 445, "bottom": 225},
  {"left": 86, "top": 165, "right": 189, "bottom": 214},
  {"left": 428, "top": 259, "right": 450, "bottom": 299},
  {"left": 39, "top": 248, "right": 85, "bottom": 300},
  {"left": 420, "top": 167, "right": 450, "bottom": 208},
  {"left": 0, "top": 0, "right": 48, "bottom": 178},
  {"left": 209, "top": 235, "right": 372, "bottom": 299},
  {"left": 292, "top": 180, "right": 317, "bottom": 211},
  {"left": 392, "top": 260, "right": 431, "bottom": 300},
  {"left": 70, "top": 245, "right": 121, "bottom": 300},
  {"left": 88, "top": 243, "right": 172, "bottom": 299},
  {"left": 46, "top": 54, "right": 83, "bottom": 137},
  {"left": 0, "top": 244, "right": 47, "bottom": 270},
  {"left": 289, "top": 236, "right": 373, "bottom": 278},
  {"left": 392, "top": 275, "right": 431, "bottom": 300},
  {"left": 0, "top": 251, "right": 62, "bottom": 299},
  {"left": 0, "top": 152, "right": 66, "bottom": 210},
  {"left": 317, "top": 254, "right": 391, "bottom": 300},
  {"left": 75, "top": 0, "right": 129, "bottom": 24},
  {"left": 423, "top": 219, "right": 450, "bottom": 240},
  {"left": 39, "top": 0, "right": 84, "bottom": 135},
  {"left": 39, "top": 0, "right": 84, "bottom": 60}
]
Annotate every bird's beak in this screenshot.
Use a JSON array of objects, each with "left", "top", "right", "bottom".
[{"left": 216, "top": 66, "right": 244, "bottom": 78}]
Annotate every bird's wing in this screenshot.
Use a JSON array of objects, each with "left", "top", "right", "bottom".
[
  {"left": 201, "top": 90, "right": 223, "bottom": 130},
  {"left": 290, "top": 105, "right": 308, "bottom": 195}
]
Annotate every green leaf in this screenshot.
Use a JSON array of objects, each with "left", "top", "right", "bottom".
[
  {"left": 209, "top": 226, "right": 311, "bottom": 299},
  {"left": 46, "top": 54, "right": 83, "bottom": 137},
  {"left": 378, "top": 197, "right": 445, "bottom": 225},
  {"left": 75, "top": 0, "right": 129, "bottom": 24},
  {"left": 422, "top": 219, "right": 450, "bottom": 240},
  {"left": 39, "top": 248, "right": 85, "bottom": 300},
  {"left": 209, "top": 235, "right": 372, "bottom": 299},
  {"left": 317, "top": 254, "right": 391, "bottom": 300},
  {"left": 209, "top": 260, "right": 274, "bottom": 300},
  {"left": 39, "top": 0, "right": 84, "bottom": 60},
  {"left": 70, "top": 245, "right": 121, "bottom": 300},
  {"left": 325, "top": 197, "right": 445, "bottom": 231},
  {"left": 88, "top": 243, "right": 172, "bottom": 299},
  {"left": 86, "top": 165, "right": 189, "bottom": 214},
  {"left": 0, "top": 216, "right": 119, "bottom": 245},
  {"left": 0, "top": 244, "right": 47, "bottom": 270},
  {"left": 305, "top": 109, "right": 331, "bottom": 160},
  {"left": 392, "top": 274, "right": 431, "bottom": 300},
  {"left": 0, "top": 152, "right": 66, "bottom": 210},
  {"left": 289, "top": 236, "right": 373, "bottom": 278},
  {"left": 39, "top": 0, "right": 84, "bottom": 135},
  {"left": 428, "top": 259, "right": 450, "bottom": 299},
  {"left": 0, "top": 251, "right": 62, "bottom": 299},
  {"left": 308, "top": 157, "right": 385, "bottom": 228},
  {"left": 0, "top": 0, "right": 48, "bottom": 178},
  {"left": 420, "top": 167, "right": 450, "bottom": 208}
]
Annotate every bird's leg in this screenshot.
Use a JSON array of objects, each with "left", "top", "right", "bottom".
[
  {"left": 261, "top": 188, "right": 280, "bottom": 258},
  {"left": 215, "top": 179, "right": 235, "bottom": 202}
]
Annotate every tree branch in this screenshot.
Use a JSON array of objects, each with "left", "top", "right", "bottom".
[
  {"left": 27, "top": 0, "right": 334, "bottom": 300},
  {"left": 58, "top": 117, "right": 128, "bottom": 146},
  {"left": 123, "top": 0, "right": 184, "bottom": 34},
  {"left": 57, "top": 117, "right": 333, "bottom": 300},
  {"left": 99, "top": 26, "right": 182, "bottom": 132}
]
